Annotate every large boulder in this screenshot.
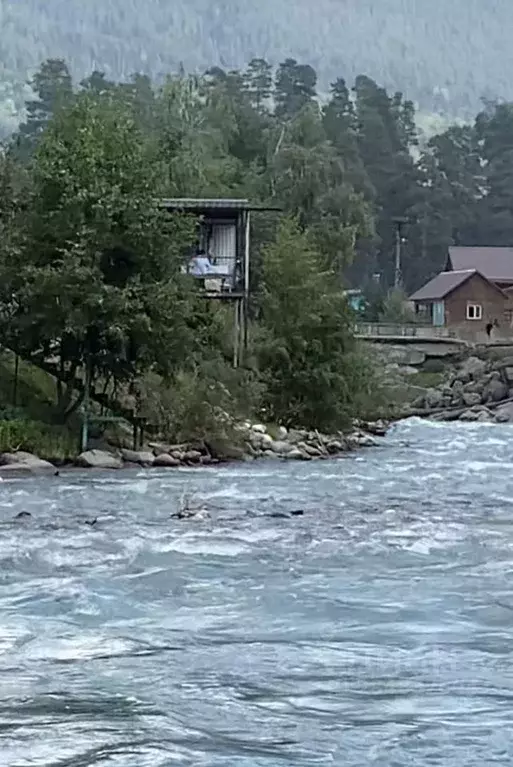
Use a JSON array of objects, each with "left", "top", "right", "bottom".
[
  {"left": 458, "top": 356, "right": 487, "bottom": 382},
  {"left": 384, "top": 345, "right": 426, "bottom": 366},
  {"left": 463, "top": 380, "right": 482, "bottom": 394},
  {"left": 482, "top": 377, "right": 508, "bottom": 403},
  {"left": 459, "top": 405, "right": 493, "bottom": 422},
  {"left": 0, "top": 452, "right": 55, "bottom": 472},
  {"left": 326, "top": 439, "right": 345, "bottom": 454},
  {"left": 270, "top": 440, "right": 294, "bottom": 455},
  {"left": 76, "top": 449, "right": 123, "bottom": 469},
  {"left": 462, "top": 392, "right": 482, "bottom": 407},
  {"left": 286, "top": 448, "right": 311, "bottom": 460},
  {"left": 153, "top": 453, "right": 181, "bottom": 467},
  {"left": 184, "top": 450, "right": 202, "bottom": 464},
  {"left": 504, "top": 367, "right": 513, "bottom": 385},
  {"left": 299, "top": 442, "right": 323, "bottom": 457},
  {"left": 249, "top": 431, "right": 273, "bottom": 449},
  {"left": 121, "top": 449, "right": 155, "bottom": 466},
  {"left": 494, "top": 402, "right": 513, "bottom": 423},
  {"left": 425, "top": 388, "right": 444, "bottom": 409}
]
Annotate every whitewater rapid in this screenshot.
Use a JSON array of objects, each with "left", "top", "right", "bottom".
[{"left": 1, "top": 418, "right": 513, "bottom": 765}]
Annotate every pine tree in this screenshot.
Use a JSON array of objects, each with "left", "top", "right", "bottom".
[
  {"left": 15, "top": 59, "right": 74, "bottom": 159},
  {"left": 274, "top": 59, "right": 317, "bottom": 119}
]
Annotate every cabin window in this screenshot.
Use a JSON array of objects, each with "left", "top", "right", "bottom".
[{"left": 466, "top": 303, "right": 482, "bottom": 320}]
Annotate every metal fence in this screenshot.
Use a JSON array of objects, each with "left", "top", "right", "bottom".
[{"left": 354, "top": 323, "right": 456, "bottom": 339}]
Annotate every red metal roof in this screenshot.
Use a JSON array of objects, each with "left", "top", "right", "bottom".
[{"left": 447, "top": 246, "right": 513, "bottom": 282}]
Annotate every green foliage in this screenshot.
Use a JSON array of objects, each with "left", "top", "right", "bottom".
[
  {"left": 378, "top": 289, "right": 417, "bottom": 323},
  {"left": 257, "top": 218, "right": 372, "bottom": 430},
  {"left": 0, "top": 419, "right": 77, "bottom": 459},
  {"left": 136, "top": 359, "right": 264, "bottom": 444},
  {"left": 11, "top": 50, "right": 512, "bottom": 441},
  {"left": 0, "top": 91, "right": 199, "bottom": 421}
]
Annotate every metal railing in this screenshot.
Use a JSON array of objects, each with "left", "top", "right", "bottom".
[{"left": 354, "top": 322, "right": 456, "bottom": 339}]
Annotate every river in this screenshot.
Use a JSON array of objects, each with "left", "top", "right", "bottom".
[{"left": 1, "top": 418, "right": 513, "bottom": 766}]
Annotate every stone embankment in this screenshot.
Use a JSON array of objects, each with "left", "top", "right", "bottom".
[
  {"left": 405, "top": 354, "right": 513, "bottom": 423},
  {"left": 0, "top": 420, "right": 388, "bottom": 473}
]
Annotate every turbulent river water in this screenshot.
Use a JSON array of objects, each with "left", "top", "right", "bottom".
[{"left": 2, "top": 418, "right": 513, "bottom": 766}]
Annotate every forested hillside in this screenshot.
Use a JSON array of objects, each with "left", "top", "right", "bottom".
[{"left": 0, "top": 0, "right": 511, "bottom": 122}]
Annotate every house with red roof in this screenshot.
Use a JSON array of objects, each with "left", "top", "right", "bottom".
[{"left": 409, "top": 247, "right": 513, "bottom": 338}]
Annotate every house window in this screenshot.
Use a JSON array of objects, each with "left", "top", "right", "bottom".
[{"left": 466, "top": 303, "right": 482, "bottom": 320}]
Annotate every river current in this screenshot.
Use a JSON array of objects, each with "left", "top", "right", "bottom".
[{"left": 1, "top": 418, "right": 513, "bottom": 766}]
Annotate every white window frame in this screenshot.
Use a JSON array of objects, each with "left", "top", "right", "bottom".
[{"left": 466, "top": 303, "right": 482, "bottom": 320}]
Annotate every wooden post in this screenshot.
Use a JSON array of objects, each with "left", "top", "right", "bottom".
[
  {"left": 12, "top": 353, "right": 19, "bottom": 407},
  {"left": 80, "top": 358, "right": 91, "bottom": 453},
  {"left": 233, "top": 299, "right": 240, "bottom": 368},
  {"left": 243, "top": 211, "right": 250, "bottom": 358}
]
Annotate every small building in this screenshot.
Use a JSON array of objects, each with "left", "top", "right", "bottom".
[
  {"left": 409, "top": 269, "right": 509, "bottom": 337},
  {"left": 159, "top": 198, "right": 280, "bottom": 366}
]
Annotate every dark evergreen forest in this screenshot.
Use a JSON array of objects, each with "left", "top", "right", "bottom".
[{"left": 1, "top": 0, "right": 511, "bottom": 120}]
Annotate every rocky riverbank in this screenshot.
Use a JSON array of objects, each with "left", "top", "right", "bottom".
[
  {"left": 0, "top": 420, "right": 388, "bottom": 474},
  {"left": 404, "top": 353, "right": 513, "bottom": 423}
]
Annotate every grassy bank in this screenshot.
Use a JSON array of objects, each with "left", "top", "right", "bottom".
[{"left": 0, "top": 350, "right": 79, "bottom": 460}]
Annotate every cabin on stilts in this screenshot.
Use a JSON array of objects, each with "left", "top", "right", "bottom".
[{"left": 159, "top": 198, "right": 280, "bottom": 367}]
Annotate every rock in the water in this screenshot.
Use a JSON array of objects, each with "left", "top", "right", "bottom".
[
  {"left": 76, "top": 449, "right": 123, "bottom": 469},
  {"left": 0, "top": 452, "right": 55, "bottom": 472},
  {"left": 365, "top": 420, "right": 388, "bottom": 437},
  {"left": 15, "top": 511, "right": 32, "bottom": 519},
  {"left": 153, "top": 453, "right": 181, "bottom": 467},
  {"left": 287, "top": 448, "right": 311, "bottom": 460},
  {"left": 121, "top": 449, "right": 155, "bottom": 466},
  {"left": 494, "top": 402, "right": 513, "bottom": 423},
  {"left": 348, "top": 433, "right": 378, "bottom": 448},
  {"left": 172, "top": 508, "right": 210, "bottom": 520},
  {"left": 459, "top": 405, "right": 493, "bottom": 422}
]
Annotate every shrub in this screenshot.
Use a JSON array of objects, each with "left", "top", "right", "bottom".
[
  {"left": 136, "top": 357, "right": 264, "bottom": 444},
  {"left": 0, "top": 419, "right": 77, "bottom": 459}
]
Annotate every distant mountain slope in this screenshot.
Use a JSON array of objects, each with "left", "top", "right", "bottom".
[{"left": 0, "top": 0, "right": 510, "bottom": 114}]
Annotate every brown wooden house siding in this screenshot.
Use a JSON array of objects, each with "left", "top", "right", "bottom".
[{"left": 444, "top": 273, "right": 507, "bottom": 332}]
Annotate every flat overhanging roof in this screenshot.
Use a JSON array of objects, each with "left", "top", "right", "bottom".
[{"left": 159, "top": 198, "right": 282, "bottom": 214}]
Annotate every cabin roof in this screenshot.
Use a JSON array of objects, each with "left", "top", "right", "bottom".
[
  {"left": 409, "top": 269, "right": 505, "bottom": 302},
  {"left": 159, "top": 198, "right": 282, "bottom": 215},
  {"left": 447, "top": 246, "right": 513, "bottom": 283}
]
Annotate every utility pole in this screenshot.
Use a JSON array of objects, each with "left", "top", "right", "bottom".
[{"left": 392, "top": 216, "right": 408, "bottom": 289}]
